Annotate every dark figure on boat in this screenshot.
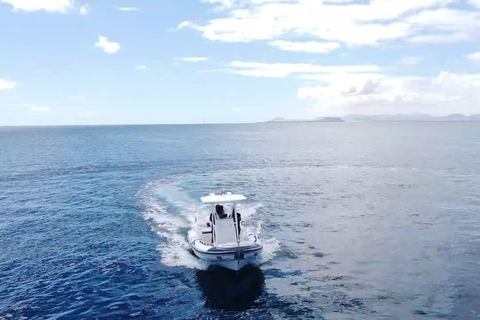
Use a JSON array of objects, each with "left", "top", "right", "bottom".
[
  {"left": 215, "top": 204, "right": 227, "bottom": 219},
  {"left": 233, "top": 209, "right": 241, "bottom": 235}
]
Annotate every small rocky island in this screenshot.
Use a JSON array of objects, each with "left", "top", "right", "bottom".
[
  {"left": 343, "top": 113, "right": 480, "bottom": 122},
  {"left": 267, "top": 114, "right": 480, "bottom": 123},
  {"left": 268, "top": 116, "right": 345, "bottom": 123}
]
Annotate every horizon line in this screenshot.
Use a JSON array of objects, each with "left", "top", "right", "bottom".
[{"left": 1, "top": 113, "right": 480, "bottom": 128}]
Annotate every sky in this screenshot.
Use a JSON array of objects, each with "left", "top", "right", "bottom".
[{"left": 1, "top": 0, "right": 480, "bottom": 125}]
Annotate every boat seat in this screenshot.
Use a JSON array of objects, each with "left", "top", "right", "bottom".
[
  {"left": 201, "top": 228, "right": 212, "bottom": 234},
  {"left": 214, "top": 218, "right": 237, "bottom": 245}
]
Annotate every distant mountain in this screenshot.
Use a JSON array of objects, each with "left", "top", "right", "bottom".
[
  {"left": 268, "top": 114, "right": 480, "bottom": 123},
  {"left": 314, "top": 117, "right": 345, "bottom": 122},
  {"left": 437, "top": 114, "right": 468, "bottom": 121},
  {"left": 269, "top": 117, "right": 289, "bottom": 122},
  {"left": 343, "top": 114, "right": 480, "bottom": 122},
  {"left": 268, "top": 117, "right": 345, "bottom": 123},
  {"left": 343, "top": 114, "right": 434, "bottom": 122}
]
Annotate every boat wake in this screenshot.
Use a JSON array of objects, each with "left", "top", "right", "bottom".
[{"left": 138, "top": 180, "right": 279, "bottom": 270}]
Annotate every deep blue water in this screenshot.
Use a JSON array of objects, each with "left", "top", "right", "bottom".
[{"left": 1, "top": 122, "right": 480, "bottom": 319}]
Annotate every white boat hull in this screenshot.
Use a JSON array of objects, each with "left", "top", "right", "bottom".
[{"left": 189, "top": 239, "right": 263, "bottom": 271}]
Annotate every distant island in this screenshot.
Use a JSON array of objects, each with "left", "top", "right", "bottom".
[
  {"left": 267, "top": 114, "right": 480, "bottom": 123},
  {"left": 343, "top": 113, "right": 480, "bottom": 122},
  {"left": 268, "top": 117, "right": 345, "bottom": 123}
]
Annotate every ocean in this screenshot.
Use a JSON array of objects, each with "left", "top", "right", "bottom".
[{"left": 1, "top": 122, "right": 479, "bottom": 319}]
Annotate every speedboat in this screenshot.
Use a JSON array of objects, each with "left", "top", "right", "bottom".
[{"left": 188, "top": 191, "right": 263, "bottom": 271}]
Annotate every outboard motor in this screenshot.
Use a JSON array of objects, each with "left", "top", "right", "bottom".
[{"left": 234, "top": 248, "right": 245, "bottom": 260}]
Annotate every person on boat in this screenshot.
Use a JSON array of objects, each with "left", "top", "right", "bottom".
[
  {"left": 215, "top": 204, "right": 227, "bottom": 219},
  {"left": 233, "top": 209, "right": 241, "bottom": 235}
]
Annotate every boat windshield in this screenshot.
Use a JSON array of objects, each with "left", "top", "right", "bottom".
[{"left": 214, "top": 204, "right": 233, "bottom": 219}]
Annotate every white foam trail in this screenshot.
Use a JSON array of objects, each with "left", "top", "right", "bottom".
[
  {"left": 238, "top": 203, "right": 264, "bottom": 240},
  {"left": 240, "top": 203, "right": 281, "bottom": 265},
  {"left": 139, "top": 181, "right": 279, "bottom": 269},
  {"left": 258, "top": 237, "right": 281, "bottom": 264},
  {"left": 155, "top": 230, "right": 208, "bottom": 270},
  {"left": 237, "top": 203, "right": 262, "bottom": 221}
]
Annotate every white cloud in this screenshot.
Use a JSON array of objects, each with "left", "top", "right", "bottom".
[
  {"left": 227, "top": 60, "right": 381, "bottom": 78},
  {"left": 8, "top": 103, "right": 51, "bottom": 113},
  {"left": 470, "top": 0, "right": 480, "bottom": 8},
  {"left": 77, "top": 110, "right": 96, "bottom": 117},
  {"left": 79, "top": 3, "right": 88, "bottom": 15},
  {"left": 118, "top": 6, "right": 140, "bottom": 12},
  {"left": 298, "top": 71, "right": 480, "bottom": 116},
  {"left": 404, "top": 8, "right": 480, "bottom": 43},
  {"left": 323, "top": 0, "right": 356, "bottom": 3},
  {"left": 178, "top": 57, "right": 209, "bottom": 62},
  {"left": 202, "top": 0, "right": 235, "bottom": 11},
  {"left": 269, "top": 40, "right": 341, "bottom": 53},
  {"left": 1, "top": 0, "right": 74, "bottom": 12},
  {"left": 135, "top": 65, "right": 148, "bottom": 70},
  {"left": 71, "top": 95, "right": 87, "bottom": 99},
  {"left": 95, "top": 36, "right": 120, "bottom": 54},
  {"left": 0, "top": 78, "right": 17, "bottom": 90},
  {"left": 221, "top": 58, "right": 480, "bottom": 115},
  {"left": 184, "top": 0, "right": 480, "bottom": 48},
  {"left": 7, "top": 103, "right": 36, "bottom": 107},
  {"left": 399, "top": 57, "right": 424, "bottom": 65},
  {"left": 467, "top": 51, "right": 480, "bottom": 61},
  {"left": 178, "top": 21, "right": 193, "bottom": 29},
  {"left": 232, "top": 107, "right": 242, "bottom": 112},
  {"left": 30, "top": 106, "right": 51, "bottom": 113},
  {"left": 408, "top": 32, "right": 473, "bottom": 44}
]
